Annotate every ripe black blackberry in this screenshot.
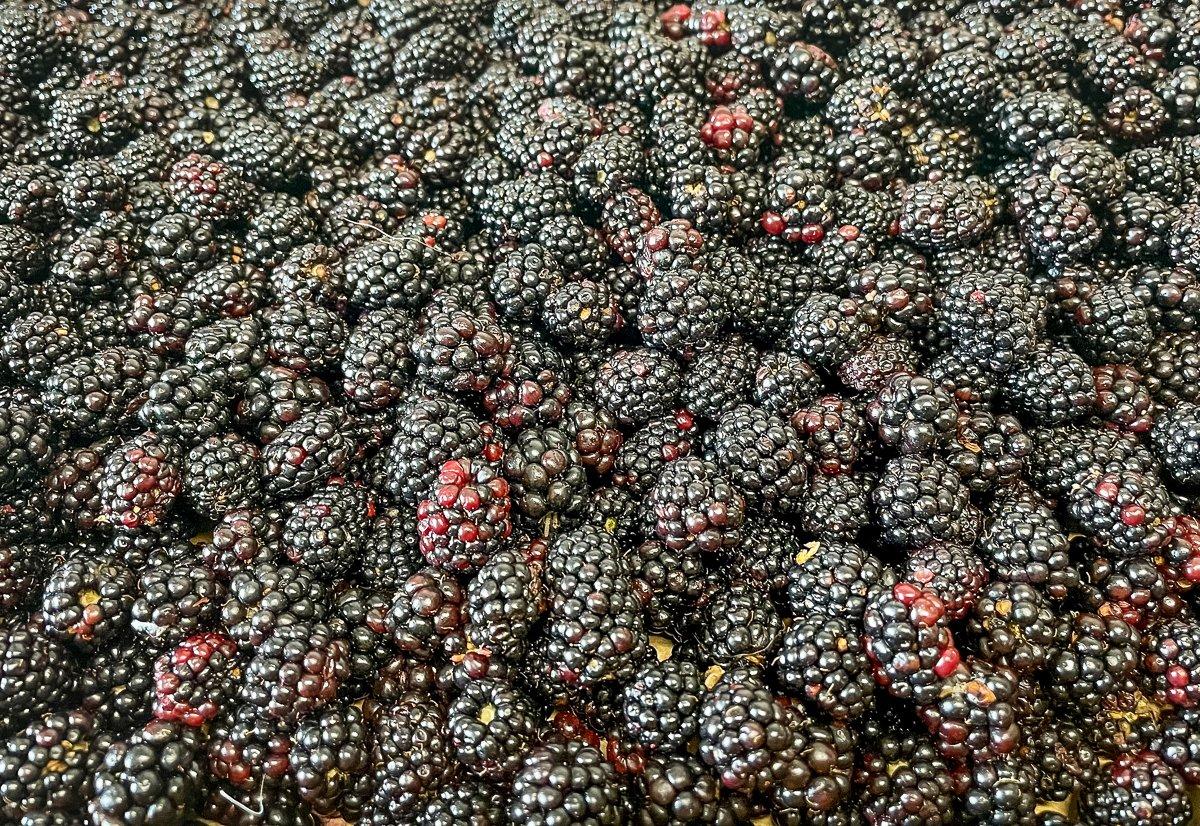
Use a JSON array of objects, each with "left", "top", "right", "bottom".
[
  {"left": 611, "top": 413, "right": 697, "bottom": 495},
  {"left": 1080, "top": 752, "right": 1192, "bottom": 826},
  {"left": 238, "top": 620, "right": 348, "bottom": 726},
  {"left": 863, "top": 582, "right": 961, "bottom": 705},
  {"left": 785, "top": 541, "right": 894, "bottom": 622},
  {"left": 0, "top": 622, "right": 75, "bottom": 735},
  {"left": 263, "top": 299, "right": 347, "bottom": 375},
  {"left": 865, "top": 372, "right": 958, "bottom": 455},
  {"left": 897, "top": 178, "right": 996, "bottom": 252},
  {"left": 89, "top": 720, "right": 205, "bottom": 826},
  {"left": 342, "top": 235, "right": 435, "bottom": 314},
  {"left": 541, "top": 279, "right": 623, "bottom": 351},
  {"left": 413, "top": 287, "right": 511, "bottom": 395},
  {"left": 43, "top": 346, "right": 163, "bottom": 440},
  {"left": 800, "top": 472, "right": 872, "bottom": 542},
  {"left": 857, "top": 723, "right": 958, "bottom": 826},
  {"left": 501, "top": 427, "right": 587, "bottom": 524},
  {"left": 938, "top": 268, "right": 1042, "bottom": 375},
  {"left": 1067, "top": 469, "right": 1176, "bottom": 558},
  {"left": 143, "top": 213, "right": 222, "bottom": 286},
  {"left": 386, "top": 565, "right": 465, "bottom": 661},
  {"left": 1151, "top": 708, "right": 1200, "bottom": 786},
  {"left": 845, "top": 260, "right": 933, "bottom": 338},
  {"left": 365, "top": 694, "right": 454, "bottom": 820},
  {"left": 787, "top": 292, "right": 876, "bottom": 374},
  {"left": 181, "top": 433, "right": 261, "bottom": 519},
  {"left": 638, "top": 258, "right": 731, "bottom": 357},
  {"left": 0, "top": 163, "right": 62, "bottom": 231},
  {"left": 1106, "top": 191, "right": 1179, "bottom": 262},
  {"left": 645, "top": 456, "right": 746, "bottom": 555},
  {"left": 1143, "top": 618, "right": 1200, "bottom": 709},
  {"left": 1033, "top": 138, "right": 1127, "bottom": 206},
  {"left": 129, "top": 561, "right": 222, "bottom": 647},
  {"left": 1046, "top": 612, "right": 1141, "bottom": 710},
  {"left": 943, "top": 410, "right": 1032, "bottom": 495},
  {"left": 261, "top": 406, "right": 354, "bottom": 499},
  {"left": 233, "top": 363, "right": 330, "bottom": 444},
  {"left": 873, "top": 455, "right": 978, "bottom": 549},
  {"left": 137, "top": 365, "right": 231, "bottom": 445},
  {"left": 489, "top": 243, "right": 563, "bottom": 323},
  {"left": 465, "top": 546, "right": 540, "bottom": 661},
  {"left": 634, "top": 753, "right": 749, "bottom": 826},
  {"left": 447, "top": 677, "right": 536, "bottom": 781},
  {"left": 1003, "top": 343, "right": 1098, "bottom": 425},
  {"left": 694, "top": 581, "right": 783, "bottom": 665},
  {"left": 482, "top": 334, "right": 573, "bottom": 431},
  {"left": 1094, "top": 364, "right": 1156, "bottom": 434},
  {"left": 697, "top": 665, "right": 802, "bottom": 795},
  {"left": 1139, "top": 331, "right": 1200, "bottom": 408},
  {"left": 1153, "top": 402, "right": 1200, "bottom": 491},
  {"left": 383, "top": 395, "right": 485, "bottom": 504},
  {"left": 594, "top": 347, "right": 682, "bottom": 427},
  {"left": 540, "top": 526, "right": 649, "bottom": 688},
  {"left": 1131, "top": 266, "right": 1200, "bottom": 334},
  {"left": 0, "top": 709, "right": 109, "bottom": 821},
  {"left": 1010, "top": 173, "right": 1102, "bottom": 267},
  {"left": 776, "top": 616, "right": 875, "bottom": 721},
  {"left": 338, "top": 308, "right": 415, "bottom": 411},
  {"left": 220, "top": 561, "right": 329, "bottom": 650},
  {"left": 753, "top": 351, "right": 821, "bottom": 416},
  {"left": 177, "top": 316, "right": 262, "bottom": 388},
  {"left": 41, "top": 554, "right": 136, "bottom": 652},
  {"left": 968, "top": 581, "right": 1058, "bottom": 676},
  {"left": 509, "top": 739, "right": 622, "bottom": 825},
  {"left": 620, "top": 657, "right": 704, "bottom": 755},
  {"left": 98, "top": 432, "right": 182, "bottom": 533},
  {"left": 480, "top": 172, "right": 574, "bottom": 246},
  {"left": 283, "top": 482, "right": 373, "bottom": 577}
]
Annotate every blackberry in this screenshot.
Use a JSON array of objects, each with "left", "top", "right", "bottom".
[
  {"left": 760, "top": 162, "right": 836, "bottom": 245},
  {"left": 289, "top": 703, "right": 372, "bottom": 819},
  {"left": 1046, "top": 612, "right": 1141, "bottom": 710},
  {"left": 1139, "top": 332, "right": 1200, "bottom": 407},
  {"left": 509, "top": 740, "right": 623, "bottom": 825},
  {"left": 865, "top": 372, "right": 958, "bottom": 455},
  {"left": 846, "top": 261, "right": 933, "bottom": 337},
  {"left": 41, "top": 556, "right": 136, "bottom": 652},
  {"left": 904, "top": 542, "right": 988, "bottom": 622},
  {"left": 1033, "top": 138, "right": 1126, "bottom": 206},
  {"left": 625, "top": 538, "right": 709, "bottom": 635},
  {"left": 482, "top": 334, "right": 573, "bottom": 431},
  {"left": 465, "top": 546, "right": 541, "bottom": 660},
  {"left": 1010, "top": 173, "right": 1102, "bottom": 267},
  {"left": 489, "top": 243, "right": 563, "bottom": 323},
  {"left": 183, "top": 317, "right": 267, "bottom": 386},
  {"left": 872, "top": 455, "right": 978, "bottom": 549},
  {"left": 1107, "top": 191, "right": 1180, "bottom": 262},
  {"left": 0, "top": 710, "right": 109, "bottom": 821},
  {"left": 386, "top": 565, "right": 466, "bottom": 661},
  {"left": 1094, "top": 364, "right": 1156, "bottom": 434},
  {"left": 706, "top": 403, "right": 805, "bottom": 511},
  {"left": 1132, "top": 266, "right": 1200, "bottom": 333},
  {"left": 167, "top": 153, "right": 249, "bottom": 225},
  {"left": 754, "top": 351, "right": 822, "bottom": 416},
  {"left": 136, "top": 365, "right": 231, "bottom": 445},
  {"left": 961, "top": 757, "right": 1038, "bottom": 825},
  {"left": 776, "top": 616, "right": 875, "bottom": 721},
  {"left": 383, "top": 395, "right": 486, "bottom": 504},
  {"left": 599, "top": 187, "right": 661, "bottom": 266},
  {"left": 143, "top": 213, "right": 222, "bottom": 286},
  {"left": 787, "top": 292, "right": 876, "bottom": 373},
  {"left": 238, "top": 621, "right": 349, "bottom": 725},
  {"left": 220, "top": 562, "right": 329, "bottom": 650},
  {"left": 42, "top": 347, "right": 163, "bottom": 440},
  {"left": 501, "top": 427, "right": 587, "bottom": 524},
  {"left": 0, "top": 623, "right": 75, "bottom": 735},
  {"left": 697, "top": 665, "right": 801, "bottom": 795},
  {"left": 59, "top": 158, "right": 125, "bottom": 222},
  {"left": 343, "top": 236, "right": 435, "bottom": 313},
  {"left": 1143, "top": 618, "right": 1200, "bottom": 709},
  {"left": 1080, "top": 752, "right": 1192, "bottom": 826},
  {"left": 638, "top": 258, "right": 731, "bottom": 357},
  {"left": 415, "top": 781, "right": 507, "bottom": 826},
  {"left": 863, "top": 582, "right": 961, "bottom": 705},
  {"left": 418, "top": 457, "right": 513, "bottom": 573},
  {"left": 898, "top": 178, "right": 996, "bottom": 251},
  {"left": 540, "top": 526, "right": 649, "bottom": 687},
  {"left": 694, "top": 581, "right": 783, "bottom": 665},
  {"left": 153, "top": 632, "right": 240, "bottom": 729},
  {"left": 1003, "top": 344, "right": 1098, "bottom": 425},
  {"left": 283, "top": 482, "right": 373, "bottom": 577},
  {"left": 89, "top": 720, "right": 205, "bottom": 826},
  {"left": 856, "top": 725, "right": 958, "bottom": 826},
  {"left": 725, "top": 516, "right": 800, "bottom": 596},
  {"left": 1151, "top": 708, "right": 1200, "bottom": 785},
  {"left": 263, "top": 299, "right": 347, "bottom": 374},
  {"left": 645, "top": 456, "right": 746, "bottom": 555},
  {"left": 413, "top": 288, "right": 512, "bottom": 394},
  {"left": 785, "top": 541, "right": 894, "bottom": 622},
  {"left": 368, "top": 694, "right": 454, "bottom": 820},
  {"left": 261, "top": 407, "right": 354, "bottom": 499},
  {"left": 937, "top": 268, "right": 1042, "bottom": 375},
  {"left": 1068, "top": 469, "right": 1176, "bottom": 558},
  {"left": 633, "top": 754, "right": 748, "bottom": 826},
  {"left": 541, "top": 279, "right": 622, "bottom": 350},
  {"left": 234, "top": 364, "right": 331, "bottom": 444},
  {"left": 448, "top": 677, "right": 536, "bottom": 780},
  {"left": 129, "top": 561, "right": 222, "bottom": 646},
  {"left": 1153, "top": 402, "right": 1200, "bottom": 491},
  {"left": 594, "top": 347, "right": 683, "bottom": 426},
  {"left": 943, "top": 410, "right": 1032, "bottom": 494},
  {"left": 800, "top": 472, "right": 873, "bottom": 542},
  {"left": 621, "top": 658, "right": 704, "bottom": 754},
  {"left": 98, "top": 432, "right": 182, "bottom": 533},
  {"left": 611, "top": 412, "right": 697, "bottom": 494},
  {"left": 182, "top": 433, "right": 262, "bottom": 519}
]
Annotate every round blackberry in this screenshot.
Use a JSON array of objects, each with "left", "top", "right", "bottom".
[
  {"left": 694, "top": 581, "right": 783, "bottom": 665},
  {"left": 791, "top": 394, "right": 867, "bottom": 474},
  {"left": 489, "top": 243, "right": 563, "bottom": 322},
  {"left": 263, "top": 299, "right": 347, "bottom": 374},
  {"left": 367, "top": 693, "right": 454, "bottom": 819},
  {"left": 448, "top": 677, "right": 536, "bottom": 780},
  {"left": 1143, "top": 618, "right": 1200, "bottom": 709},
  {"left": 697, "top": 665, "right": 801, "bottom": 795},
  {"left": 98, "top": 432, "right": 182, "bottom": 533},
  {"left": 1080, "top": 752, "right": 1192, "bottom": 826},
  {"left": 633, "top": 753, "right": 749, "bottom": 826},
  {"left": 1011, "top": 173, "right": 1102, "bottom": 267},
  {"left": 466, "top": 546, "right": 540, "bottom": 661},
  {"left": 261, "top": 406, "right": 354, "bottom": 499},
  {"left": 1139, "top": 331, "right": 1200, "bottom": 408},
  {"left": 412, "top": 287, "right": 512, "bottom": 394},
  {"left": 1003, "top": 344, "right": 1098, "bottom": 425},
  {"left": 898, "top": 178, "right": 996, "bottom": 251},
  {"left": 237, "top": 621, "right": 348, "bottom": 726},
  {"left": 646, "top": 456, "right": 746, "bottom": 555},
  {"left": 707, "top": 403, "right": 806, "bottom": 511},
  {"left": 129, "top": 561, "right": 222, "bottom": 646},
  {"left": 561, "top": 402, "right": 623, "bottom": 478},
  {"left": 857, "top": 725, "right": 958, "bottom": 826},
  {"left": 0, "top": 709, "right": 108, "bottom": 821},
  {"left": 182, "top": 433, "right": 262, "bottom": 519},
  {"left": 753, "top": 351, "right": 822, "bottom": 416},
  {"left": 776, "top": 616, "right": 875, "bottom": 721},
  {"left": 799, "top": 472, "right": 872, "bottom": 542},
  {"left": 153, "top": 632, "right": 240, "bottom": 729},
  {"left": 184, "top": 317, "right": 267, "bottom": 386},
  {"left": 903, "top": 542, "right": 988, "bottom": 622},
  {"left": 760, "top": 161, "right": 836, "bottom": 245},
  {"left": 343, "top": 235, "right": 435, "bottom": 314},
  {"left": 541, "top": 278, "right": 622, "bottom": 351},
  {"left": 1047, "top": 612, "right": 1141, "bottom": 710},
  {"left": 0, "top": 622, "right": 74, "bottom": 735},
  {"left": 1153, "top": 402, "right": 1200, "bottom": 491},
  {"left": 287, "top": 702, "right": 371, "bottom": 819},
  {"left": 938, "top": 268, "right": 1042, "bottom": 375},
  {"left": 89, "top": 720, "right": 205, "bottom": 826},
  {"left": 383, "top": 394, "right": 485, "bottom": 504},
  {"left": 482, "top": 334, "right": 572, "bottom": 431},
  {"left": 873, "top": 455, "right": 978, "bottom": 549},
  {"left": 594, "top": 347, "right": 683, "bottom": 427},
  {"left": 386, "top": 565, "right": 465, "bottom": 661},
  {"left": 41, "top": 555, "right": 135, "bottom": 652},
  {"left": 638, "top": 260, "right": 731, "bottom": 358},
  {"left": 43, "top": 347, "right": 164, "bottom": 440},
  {"left": 621, "top": 658, "right": 703, "bottom": 754},
  {"left": 787, "top": 292, "right": 876, "bottom": 373},
  {"left": 501, "top": 427, "right": 587, "bottom": 524},
  {"left": 283, "top": 481, "right": 373, "bottom": 577},
  {"left": 1067, "top": 469, "right": 1176, "bottom": 558},
  {"left": 220, "top": 561, "right": 329, "bottom": 650},
  {"left": 508, "top": 740, "right": 623, "bottom": 825}
]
